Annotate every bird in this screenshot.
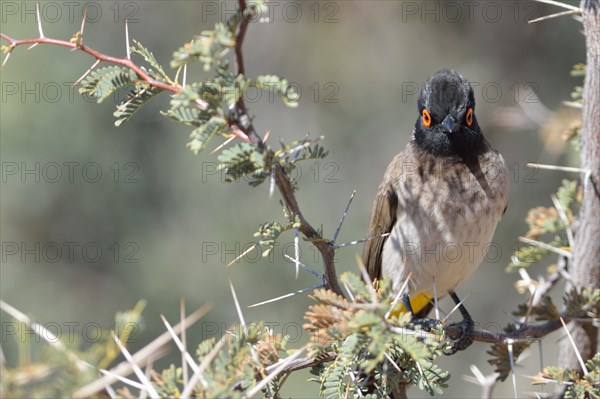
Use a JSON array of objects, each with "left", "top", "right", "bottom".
[{"left": 362, "top": 69, "right": 509, "bottom": 352}]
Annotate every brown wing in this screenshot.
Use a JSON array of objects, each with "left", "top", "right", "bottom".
[{"left": 362, "top": 165, "right": 399, "bottom": 282}]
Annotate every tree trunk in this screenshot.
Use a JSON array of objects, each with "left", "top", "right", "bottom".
[{"left": 558, "top": 0, "right": 600, "bottom": 376}]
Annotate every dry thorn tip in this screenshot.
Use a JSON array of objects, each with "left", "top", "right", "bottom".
[
  {"left": 1, "top": 51, "right": 12, "bottom": 68},
  {"left": 125, "top": 20, "right": 131, "bottom": 60},
  {"left": 229, "top": 279, "right": 247, "bottom": 329},
  {"left": 294, "top": 229, "right": 300, "bottom": 278},
  {"left": 247, "top": 285, "right": 322, "bottom": 308},
  {"left": 73, "top": 59, "right": 100, "bottom": 86},
  {"left": 443, "top": 292, "right": 471, "bottom": 322},
  {"left": 386, "top": 272, "right": 412, "bottom": 319},
  {"left": 518, "top": 236, "right": 572, "bottom": 258},
  {"left": 559, "top": 317, "right": 589, "bottom": 374},
  {"left": 333, "top": 189, "right": 357, "bottom": 244},
  {"left": 533, "top": 0, "right": 581, "bottom": 11},
  {"left": 283, "top": 254, "right": 322, "bottom": 281},
  {"left": 527, "top": 162, "right": 588, "bottom": 174},
  {"left": 269, "top": 163, "right": 276, "bottom": 199},
  {"left": 227, "top": 243, "right": 257, "bottom": 267},
  {"left": 506, "top": 339, "right": 519, "bottom": 399},
  {"left": 528, "top": 9, "right": 580, "bottom": 23},
  {"left": 112, "top": 332, "right": 160, "bottom": 399},
  {"left": 80, "top": 7, "right": 88, "bottom": 39}
]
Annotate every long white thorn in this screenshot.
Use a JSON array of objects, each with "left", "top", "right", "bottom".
[
  {"left": 227, "top": 243, "right": 257, "bottom": 267},
  {"left": 519, "top": 236, "right": 572, "bottom": 258},
  {"left": 333, "top": 190, "right": 356, "bottom": 243},
  {"left": 294, "top": 228, "right": 300, "bottom": 279},
  {"left": 247, "top": 285, "right": 322, "bottom": 308},
  {"left": 269, "top": 163, "right": 276, "bottom": 199},
  {"left": 527, "top": 163, "right": 588, "bottom": 174},
  {"left": 443, "top": 292, "right": 471, "bottom": 322},
  {"left": 507, "top": 339, "right": 518, "bottom": 399},
  {"left": 528, "top": 9, "right": 579, "bottom": 23},
  {"left": 432, "top": 276, "right": 440, "bottom": 320},
  {"left": 551, "top": 194, "right": 574, "bottom": 248},
  {"left": 283, "top": 254, "right": 322, "bottom": 281},
  {"left": 384, "top": 352, "right": 403, "bottom": 373},
  {"left": 2, "top": 51, "right": 12, "bottom": 68},
  {"left": 179, "top": 299, "right": 188, "bottom": 386},
  {"left": 0, "top": 300, "right": 90, "bottom": 370},
  {"left": 180, "top": 339, "right": 225, "bottom": 398},
  {"left": 210, "top": 134, "right": 236, "bottom": 155},
  {"left": 386, "top": 273, "right": 412, "bottom": 319},
  {"left": 229, "top": 279, "right": 246, "bottom": 331},
  {"left": 559, "top": 317, "right": 589, "bottom": 374},
  {"left": 36, "top": 3, "right": 45, "bottom": 37},
  {"left": 562, "top": 101, "right": 583, "bottom": 109},
  {"left": 335, "top": 233, "right": 390, "bottom": 248},
  {"left": 73, "top": 59, "right": 100, "bottom": 86},
  {"left": 80, "top": 7, "right": 88, "bottom": 41},
  {"left": 73, "top": 304, "right": 212, "bottom": 398},
  {"left": 27, "top": 3, "right": 45, "bottom": 50},
  {"left": 159, "top": 315, "right": 206, "bottom": 386},
  {"left": 533, "top": 0, "right": 580, "bottom": 11},
  {"left": 241, "top": 348, "right": 305, "bottom": 399},
  {"left": 99, "top": 369, "right": 146, "bottom": 391},
  {"left": 112, "top": 333, "right": 160, "bottom": 399},
  {"left": 125, "top": 20, "right": 131, "bottom": 60},
  {"left": 356, "top": 254, "right": 377, "bottom": 303},
  {"left": 105, "top": 385, "right": 117, "bottom": 399}
]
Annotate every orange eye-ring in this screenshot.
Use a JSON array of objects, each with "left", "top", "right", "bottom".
[
  {"left": 422, "top": 109, "right": 432, "bottom": 127},
  {"left": 466, "top": 107, "right": 474, "bottom": 127}
]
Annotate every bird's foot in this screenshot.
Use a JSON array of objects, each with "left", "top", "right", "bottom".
[
  {"left": 441, "top": 316, "right": 474, "bottom": 355},
  {"left": 408, "top": 317, "right": 444, "bottom": 334}
]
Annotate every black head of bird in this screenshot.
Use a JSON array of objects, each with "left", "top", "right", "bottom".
[{"left": 414, "top": 69, "right": 484, "bottom": 158}]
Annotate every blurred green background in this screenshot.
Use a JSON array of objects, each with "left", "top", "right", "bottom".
[{"left": 0, "top": 1, "right": 584, "bottom": 397}]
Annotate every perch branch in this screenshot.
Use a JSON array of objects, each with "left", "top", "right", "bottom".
[{"left": 275, "top": 312, "right": 593, "bottom": 375}]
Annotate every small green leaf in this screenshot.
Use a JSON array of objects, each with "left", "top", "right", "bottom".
[
  {"left": 130, "top": 40, "right": 171, "bottom": 82},
  {"left": 79, "top": 66, "right": 138, "bottom": 103},
  {"left": 187, "top": 116, "right": 228, "bottom": 154},
  {"left": 113, "top": 85, "right": 163, "bottom": 126}
]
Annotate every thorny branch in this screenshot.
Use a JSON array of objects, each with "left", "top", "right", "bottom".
[
  {"left": 274, "top": 312, "right": 591, "bottom": 376},
  {"left": 0, "top": 33, "right": 207, "bottom": 108},
  {"left": 229, "top": 0, "right": 343, "bottom": 296},
  {"left": 5, "top": 1, "right": 596, "bottom": 394},
  {"left": 0, "top": 1, "right": 343, "bottom": 296}
]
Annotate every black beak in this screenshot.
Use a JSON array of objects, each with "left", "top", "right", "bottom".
[{"left": 441, "top": 115, "right": 455, "bottom": 134}]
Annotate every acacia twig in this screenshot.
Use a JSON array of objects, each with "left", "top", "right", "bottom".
[
  {"left": 230, "top": 0, "right": 343, "bottom": 295},
  {"left": 2, "top": 2, "right": 343, "bottom": 296},
  {"left": 275, "top": 312, "right": 592, "bottom": 376},
  {"left": 0, "top": 33, "right": 195, "bottom": 100}
]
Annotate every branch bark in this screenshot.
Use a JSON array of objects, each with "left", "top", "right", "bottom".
[
  {"left": 558, "top": 0, "right": 600, "bottom": 374},
  {"left": 274, "top": 313, "right": 589, "bottom": 377},
  {"left": 231, "top": 0, "right": 343, "bottom": 296},
  {"left": 0, "top": 33, "right": 191, "bottom": 99},
  {"left": 0, "top": 0, "right": 344, "bottom": 298}
]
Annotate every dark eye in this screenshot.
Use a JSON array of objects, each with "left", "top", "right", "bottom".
[
  {"left": 422, "top": 109, "right": 432, "bottom": 127},
  {"left": 466, "top": 107, "right": 474, "bottom": 127}
]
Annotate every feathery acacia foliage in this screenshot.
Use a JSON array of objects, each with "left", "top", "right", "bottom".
[
  {"left": 489, "top": 63, "right": 600, "bottom": 396},
  {"left": 304, "top": 273, "right": 450, "bottom": 397},
  {"left": 2, "top": 0, "right": 599, "bottom": 398}
]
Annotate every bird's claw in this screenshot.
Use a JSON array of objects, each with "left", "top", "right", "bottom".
[
  {"left": 441, "top": 317, "right": 475, "bottom": 355},
  {"left": 408, "top": 317, "right": 444, "bottom": 333}
]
